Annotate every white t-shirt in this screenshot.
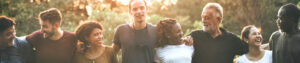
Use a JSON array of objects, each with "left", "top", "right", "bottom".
[
  {"left": 236, "top": 50, "right": 272, "bottom": 63},
  {"left": 156, "top": 44, "right": 194, "bottom": 63}
]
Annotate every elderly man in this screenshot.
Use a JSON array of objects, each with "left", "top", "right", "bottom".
[{"left": 185, "top": 3, "right": 248, "bottom": 63}]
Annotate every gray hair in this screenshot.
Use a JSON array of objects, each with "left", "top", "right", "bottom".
[{"left": 203, "top": 3, "right": 223, "bottom": 19}]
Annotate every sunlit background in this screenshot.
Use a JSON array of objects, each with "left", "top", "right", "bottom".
[
  {"left": 1, "top": 0, "right": 300, "bottom": 61},
  {"left": 1, "top": 0, "right": 300, "bottom": 46}
]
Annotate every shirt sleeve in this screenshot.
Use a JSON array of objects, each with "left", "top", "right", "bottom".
[
  {"left": 26, "top": 31, "right": 40, "bottom": 46},
  {"left": 113, "top": 26, "right": 121, "bottom": 48},
  {"left": 235, "top": 55, "right": 244, "bottom": 63},
  {"left": 234, "top": 35, "right": 249, "bottom": 55},
  {"left": 268, "top": 31, "right": 280, "bottom": 50}
]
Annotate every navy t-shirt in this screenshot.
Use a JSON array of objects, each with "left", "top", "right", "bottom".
[{"left": 0, "top": 37, "right": 35, "bottom": 63}]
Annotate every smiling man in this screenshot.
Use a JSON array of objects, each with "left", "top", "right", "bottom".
[
  {"left": 26, "top": 8, "right": 77, "bottom": 63},
  {"left": 269, "top": 3, "right": 300, "bottom": 63},
  {"left": 112, "top": 0, "right": 157, "bottom": 63},
  {"left": 0, "top": 16, "right": 35, "bottom": 63},
  {"left": 184, "top": 3, "right": 249, "bottom": 63}
]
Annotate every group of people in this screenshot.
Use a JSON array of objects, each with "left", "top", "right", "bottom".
[{"left": 1, "top": 0, "right": 300, "bottom": 63}]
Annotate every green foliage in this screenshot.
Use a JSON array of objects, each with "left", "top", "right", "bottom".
[
  {"left": 87, "top": 9, "right": 128, "bottom": 45},
  {"left": 2, "top": 0, "right": 299, "bottom": 61},
  {"left": 1, "top": 0, "right": 86, "bottom": 36},
  {"left": 149, "top": 0, "right": 289, "bottom": 43}
]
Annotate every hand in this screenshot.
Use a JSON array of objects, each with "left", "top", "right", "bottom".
[
  {"left": 183, "top": 36, "right": 193, "bottom": 46},
  {"left": 260, "top": 43, "right": 269, "bottom": 50}
]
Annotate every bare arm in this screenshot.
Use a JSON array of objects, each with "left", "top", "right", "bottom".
[{"left": 183, "top": 36, "right": 193, "bottom": 46}]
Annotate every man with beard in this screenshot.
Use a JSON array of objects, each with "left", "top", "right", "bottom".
[
  {"left": 184, "top": 3, "right": 249, "bottom": 63},
  {"left": 112, "top": 0, "right": 157, "bottom": 63},
  {"left": 269, "top": 3, "right": 300, "bottom": 63},
  {"left": 26, "top": 8, "right": 77, "bottom": 63},
  {"left": 0, "top": 16, "right": 35, "bottom": 63}
]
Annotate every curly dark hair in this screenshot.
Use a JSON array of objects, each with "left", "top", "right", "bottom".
[
  {"left": 241, "top": 25, "right": 256, "bottom": 41},
  {"left": 0, "top": 16, "right": 15, "bottom": 34},
  {"left": 39, "top": 8, "right": 62, "bottom": 24},
  {"left": 156, "top": 18, "right": 177, "bottom": 48},
  {"left": 74, "top": 21, "right": 103, "bottom": 53}
]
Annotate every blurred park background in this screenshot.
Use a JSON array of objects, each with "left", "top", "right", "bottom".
[{"left": 1, "top": 0, "right": 300, "bottom": 59}]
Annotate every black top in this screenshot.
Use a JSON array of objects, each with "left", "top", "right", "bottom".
[
  {"left": 113, "top": 23, "right": 157, "bottom": 63},
  {"left": 190, "top": 28, "right": 248, "bottom": 63},
  {"left": 271, "top": 31, "right": 300, "bottom": 63}
]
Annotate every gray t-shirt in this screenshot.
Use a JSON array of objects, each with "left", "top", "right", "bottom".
[{"left": 114, "top": 23, "right": 157, "bottom": 63}]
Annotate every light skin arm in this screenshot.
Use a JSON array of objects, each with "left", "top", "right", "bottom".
[{"left": 183, "top": 36, "right": 193, "bottom": 46}]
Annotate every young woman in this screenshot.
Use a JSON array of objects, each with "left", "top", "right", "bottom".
[
  {"left": 155, "top": 19, "right": 194, "bottom": 63},
  {"left": 73, "top": 21, "right": 118, "bottom": 63},
  {"left": 236, "top": 25, "right": 272, "bottom": 63}
]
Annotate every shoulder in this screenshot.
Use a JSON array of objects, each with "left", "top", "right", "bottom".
[
  {"left": 223, "top": 31, "right": 241, "bottom": 42},
  {"left": 105, "top": 46, "right": 115, "bottom": 53},
  {"left": 264, "top": 50, "right": 272, "bottom": 56},
  {"left": 116, "top": 24, "right": 130, "bottom": 30},
  {"left": 14, "top": 37, "right": 31, "bottom": 47},
  {"left": 147, "top": 23, "right": 156, "bottom": 29},
  {"left": 263, "top": 50, "right": 273, "bottom": 62},
  {"left": 189, "top": 30, "right": 204, "bottom": 37},
  {"left": 63, "top": 31, "right": 77, "bottom": 40},
  {"left": 104, "top": 46, "right": 117, "bottom": 56},
  {"left": 105, "top": 46, "right": 114, "bottom": 52},
  {"left": 270, "top": 31, "right": 281, "bottom": 39},
  {"left": 14, "top": 37, "right": 34, "bottom": 52},
  {"left": 26, "top": 31, "right": 42, "bottom": 39},
  {"left": 190, "top": 30, "right": 203, "bottom": 34},
  {"left": 114, "top": 24, "right": 131, "bottom": 33},
  {"left": 64, "top": 31, "right": 75, "bottom": 36},
  {"left": 221, "top": 28, "right": 239, "bottom": 39},
  {"left": 15, "top": 37, "right": 27, "bottom": 43},
  {"left": 226, "top": 32, "right": 239, "bottom": 37},
  {"left": 236, "top": 55, "right": 247, "bottom": 63}
]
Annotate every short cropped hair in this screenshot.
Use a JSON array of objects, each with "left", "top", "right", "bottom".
[
  {"left": 279, "top": 3, "right": 300, "bottom": 23},
  {"left": 38, "top": 8, "right": 62, "bottom": 24}
]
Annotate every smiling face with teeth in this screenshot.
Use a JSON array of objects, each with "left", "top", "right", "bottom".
[
  {"left": 85, "top": 28, "right": 103, "bottom": 44},
  {"left": 246, "top": 27, "right": 263, "bottom": 47},
  {"left": 201, "top": 9, "right": 221, "bottom": 34},
  {"left": 129, "top": 0, "right": 147, "bottom": 23}
]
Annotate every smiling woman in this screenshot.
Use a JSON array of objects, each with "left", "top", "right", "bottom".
[
  {"left": 236, "top": 25, "right": 272, "bottom": 63},
  {"left": 73, "top": 21, "right": 118, "bottom": 63}
]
